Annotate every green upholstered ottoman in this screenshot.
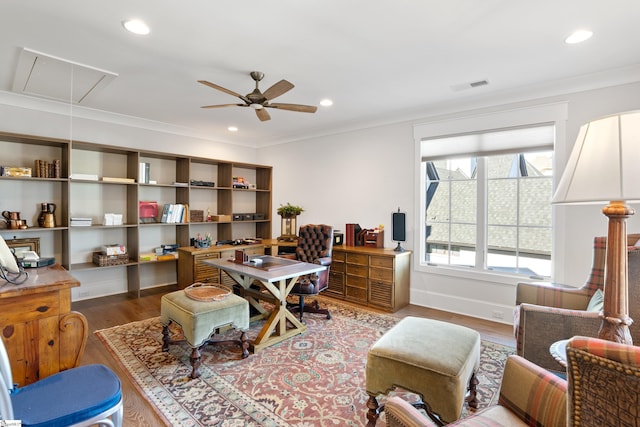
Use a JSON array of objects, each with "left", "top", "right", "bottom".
[
  {"left": 160, "top": 290, "right": 250, "bottom": 379},
  {"left": 366, "top": 317, "right": 481, "bottom": 426}
]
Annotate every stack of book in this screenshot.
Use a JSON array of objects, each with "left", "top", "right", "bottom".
[
  {"left": 160, "top": 203, "right": 189, "bottom": 223},
  {"left": 33, "top": 159, "right": 61, "bottom": 178},
  {"left": 70, "top": 217, "right": 92, "bottom": 227}
]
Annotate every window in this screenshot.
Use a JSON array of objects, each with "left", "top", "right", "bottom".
[{"left": 422, "top": 125, "right": 554, "bottom": 278}]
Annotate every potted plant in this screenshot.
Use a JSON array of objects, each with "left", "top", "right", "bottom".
[
  {"left": 277, "top": 203, "right": 303, "bottom": 241},
  {"left": 277, "top": 203, "right": 304, "bottom": 218}
]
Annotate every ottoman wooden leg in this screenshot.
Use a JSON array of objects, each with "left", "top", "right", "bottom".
[
  {"left": 190, "top": 347, "right": 202, "bottom": 379},
  {"left": 240, "top": 331, "right": 250, "bottom": 358},
  {"left": 366, "top": 395, "right": 381, "bottom": 427},
  {"left": 465, "top": 372, "right": 479, "bottom": 409},
  {"left": 162, "top": 324, "right": 170, "bottom": 352}
]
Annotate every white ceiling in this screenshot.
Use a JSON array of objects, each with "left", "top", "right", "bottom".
[{"left": 2, "top": 1, "right": 640, "bottom": 147}]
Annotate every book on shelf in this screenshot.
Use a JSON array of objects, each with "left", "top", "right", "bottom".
[
  {"left": 101, "top": 176, "right": 135, "bottom": 183},
  {"left": 70, "top": 217, "right": 93, "bottom": 227},
  {"left": 138, "top": 162, "right": 150, "bottom": 184},
  {"left": 160, "top": 203, "right": 189, "bottom": 223},
  {"left": 69, "top": 173, "right": 99, "bottom": 181},
  {"left": 33, "top": 159, "right": 61, "bottom": 178}
]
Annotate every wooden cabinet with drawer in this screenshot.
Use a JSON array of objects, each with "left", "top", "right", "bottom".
[
  {"left": 327, "top": 249, "right": 345, "bottom": 298},
  {"left": 177, "top": 244, "right": 266, "bottom": 288},
  {"left": 329, "top": 246, "right": 411, "bottom": 312},
  {"left": 0, "top": 264, "right": 88, "bottom": 386}
]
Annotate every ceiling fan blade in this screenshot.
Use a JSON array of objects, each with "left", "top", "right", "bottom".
[
  {"left": 262, "top": 80, "right": 294, "bottom": 100},
  {"left": 256, "top": 108, "right": 271, "bottom": 121},
  {"left": 201, "top": 103, "right": 247, "bottom": 109},
  {"left": 267, "top": 103, "right": 318, "bottom": 113},
  {"left": 198, "top": 80, "right": 248, "bottom": 102}
]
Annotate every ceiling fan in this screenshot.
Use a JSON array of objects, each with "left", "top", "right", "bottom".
[{"left": 198, "top": 71, "right": 318, "bottom": 122}]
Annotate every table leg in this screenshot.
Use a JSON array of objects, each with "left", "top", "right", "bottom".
[{"left": 240, "top": 275, "right": 307, "bottom": 352}]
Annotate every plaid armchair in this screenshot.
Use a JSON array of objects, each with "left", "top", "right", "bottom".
[
  {"left": 384, "top": 355, "right": 567, "bottom": 427},
  {"left": 566, "top": 336, "right": 640, "bottom": 426},
  {"left": 515, "top": 234, "right": 640, "bottom": 372}
]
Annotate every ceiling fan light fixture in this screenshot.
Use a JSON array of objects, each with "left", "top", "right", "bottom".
[
  {"left": 320, "top": 99, "right": 333, "bottom": 107},
  {"left": 250, "top": 103, "right": 264, "bottom": 110},
  {"left": 122, "top": 19, "right": 150, "bottom": 35}
]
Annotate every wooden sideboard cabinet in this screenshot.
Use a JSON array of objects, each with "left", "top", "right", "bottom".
[
  {"left": 327, "top": 246, "right": 411, "bottom": 312},
  {"left": 177, "top": 243, "right": 266, "bottom": 288},
  {"left": 0, "top": 264, "right": 88, "bottom": 386}
]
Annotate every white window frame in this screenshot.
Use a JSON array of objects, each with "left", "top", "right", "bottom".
[{"left": 413, "top": 103, "right": 568, "bottom": 283}]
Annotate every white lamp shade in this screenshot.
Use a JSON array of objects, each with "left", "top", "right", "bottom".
[{"left": 553, "top": 110, "right": 640, "bottom": 204}]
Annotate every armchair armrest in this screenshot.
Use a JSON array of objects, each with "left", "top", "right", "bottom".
[
  {"left": 516, "top": 281, "right": 591, "bottom": 309},
  {"left": 385, "top": 397, "right": 439, "bottom": 427},
  {"left": 516, "top": 303, "right": 601, "bottom": 372},
  {"left": 315, "top": 256, "right": 332, "bottom": 266},
  {"left": 384, "top": 356, "right": 567, "bottom": 427},
  {"left": 498, "top": 355, "right": 566, "bottom": 426}
]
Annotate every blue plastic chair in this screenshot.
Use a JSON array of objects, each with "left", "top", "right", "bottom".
[{"left": 0, "top": 337, "right": 122, "bottom": 427}]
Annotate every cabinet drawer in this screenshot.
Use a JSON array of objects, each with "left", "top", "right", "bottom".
[
  {"left": 346, "top": 286, "right": 367, "bottom": 301},
  {"left": 346, "top": 253, "right": 368, "bottom": 265},
  {"left": 331, "top": 261, "right": 345, "bottom": 274},
  {"left": 370, "top": 255, "right": 394, "bottom": 269},
  {"left": 369, "top": 280, "right": 393, "bottom": 309},
  {"left": 369, "top": 267, "right": 393, "bottom": 282},
  {"left": 328, "top": 271, "right": 345, "bottom": 295},
  {"left": 0, "top": 292, "right": 60, "bottom": 325},
  {"left": 194, "top": 253, "right": 221, "bottom": 282},
  {"left": 332, "top": 250, "right": 346, "bottom": 262},
  {"left": 245, "top": 246, "right": 265, "bottom": 256},
  {"left": 346, "top": 263, "right": 368, "bottom": 277},
  {"left": 346, "top": 274, "right": 367, "bottom": 289}
]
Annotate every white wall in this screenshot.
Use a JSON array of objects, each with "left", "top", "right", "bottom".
[
  {"left": 2, "top": 82, "right": 640, "bottom": 322},
  {"left": 0, "top": 92, "right": 257, "bottom": 162},
  {"left": 258, "top": 81, "right": 640, "bottom": 325}
]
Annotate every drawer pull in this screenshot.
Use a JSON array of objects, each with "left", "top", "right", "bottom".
[{"left": 37, "top": 305, "right": 49, "bottom": 313}]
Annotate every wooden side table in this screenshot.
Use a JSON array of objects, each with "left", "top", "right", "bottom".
[{"left": 0, "top": 264, "right": 88, "bottom": 386}]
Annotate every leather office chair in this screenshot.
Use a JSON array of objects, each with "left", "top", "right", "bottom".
[{"left": 287, "top": 224, "right": 334, "bottom": 321}]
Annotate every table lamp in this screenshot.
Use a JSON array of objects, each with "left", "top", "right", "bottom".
[{"left": 553, "top": 110, "right": 640, "bottom": 344}]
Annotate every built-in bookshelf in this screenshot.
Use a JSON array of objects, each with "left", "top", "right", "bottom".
[{"left": 0, "top": 131, "right": 272, "bottom": 299}]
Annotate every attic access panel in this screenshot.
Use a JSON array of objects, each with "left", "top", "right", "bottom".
[{"left": 12, "top": 47, "right": 117, "bottom": 103}]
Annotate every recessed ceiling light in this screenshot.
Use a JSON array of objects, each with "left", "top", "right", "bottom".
[
  {"left": 565, "top": 29, "right": 593, "bottom": 44},
  {"left": 122, "top": 19, "right": 150, "bottom": 35},
  {"left": 228, "top": 126, "right": 238, "bottom": 132},
  {"left": 320, "top": 99, "right": 333, "bottom": 107}
]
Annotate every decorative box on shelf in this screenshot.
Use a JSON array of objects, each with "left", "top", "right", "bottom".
[
  {"left": 93, "top": 252, "right": 129, "bottom": 267},
  {"left": 190, "top": 210, "right": 204, "bottom": 222},
  {"left": 232, "top": 213, "right": 253, "bottom": 221},
  {"left": 364, "top": 230, "right": 384, "bottom": 248}
]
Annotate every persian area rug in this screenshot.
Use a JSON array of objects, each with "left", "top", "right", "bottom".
[{"left": 96, "top": 300, "right": 515, "bottom": 426}]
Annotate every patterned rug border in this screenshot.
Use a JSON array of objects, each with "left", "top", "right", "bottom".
[{"left": 96, "top": 298, "right": 515, "bottom": 426}]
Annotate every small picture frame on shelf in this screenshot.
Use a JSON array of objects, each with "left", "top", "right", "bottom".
[{"left": 5, "top": 237, "right": 40, "bottom": 258}]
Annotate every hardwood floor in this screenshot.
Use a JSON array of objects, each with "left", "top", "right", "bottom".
[{"left": 72, "top": 286, "right": 515, "bottom": 426}]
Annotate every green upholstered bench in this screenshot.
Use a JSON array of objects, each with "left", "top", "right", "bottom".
[
  {"left": 160, "top": 290, "right": 250, "bottom": 379},
  {"left": 366, "top": 317, "right": 481, "bottom": 426}
]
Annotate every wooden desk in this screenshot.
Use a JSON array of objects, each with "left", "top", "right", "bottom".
[
  {"left": 0, "top": 264, "right": 88, "bottom": 386},
  {"left": 205, "top": 256, "right": 325, "bottom": 353}
]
